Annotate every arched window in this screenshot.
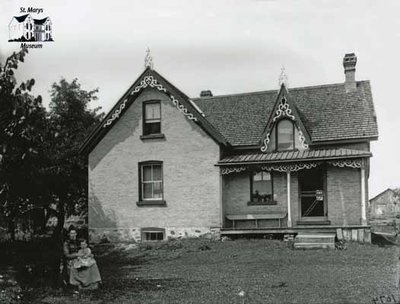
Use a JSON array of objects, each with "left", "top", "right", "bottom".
[{"left": 276, "top": 119, "right": 294, "bottom": 150}]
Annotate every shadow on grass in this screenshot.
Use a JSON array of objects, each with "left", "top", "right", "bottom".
[
  {"left": 0, "top": 242, "right": 151, "bottom": 303},
  {"left": 371, "top": 233, "right": 399, "bottom": 247}
]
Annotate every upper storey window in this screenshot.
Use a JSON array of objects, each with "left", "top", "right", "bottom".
[
  {"left": 276, "top": 119, "right": 294, "bottom": 151},
  {"left": 143, "top": 101, "right": 161, "bottom": 135}
]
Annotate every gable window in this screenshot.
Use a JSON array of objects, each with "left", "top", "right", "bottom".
[
  {"left": 276, "top": 119, "right": 294, "bottom": 151},
  {"left": 249, "top": 171, "right": 275, "bottom": 205},
  {"left": 143, "top": 101, "right": 161, "bottom": 135},
  {"left": 137, "top": 161, "right": 166, "bottom": 206}
]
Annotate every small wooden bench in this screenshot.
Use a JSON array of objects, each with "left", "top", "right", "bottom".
[{"left": 226, "top": 213, "right": 287, "bottom": 229}]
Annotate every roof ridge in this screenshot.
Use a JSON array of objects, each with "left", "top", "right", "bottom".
[
  {"left": 193, "top": 80, "right": 371, "bottom": 100},
  {"left": 193, "top": 89, "right": 278, "bottom": 101}
]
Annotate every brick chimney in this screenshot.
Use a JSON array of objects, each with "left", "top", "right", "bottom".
[
  {"left": 200, "top": 90, "right": 213, "bottom": 97},
  {"left": 343, "top": 53, "right": 357, "bottom": 93}
]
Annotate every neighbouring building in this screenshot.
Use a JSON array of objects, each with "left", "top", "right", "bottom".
[
  {"left": 81, "top": 52, "right": 378, "bottom": 244},
  {"left": 8, "top": 14, "right": 52, "bottom": 42},
  {"left": 369, "top": 189, "right": 400, "bottom": 220}
]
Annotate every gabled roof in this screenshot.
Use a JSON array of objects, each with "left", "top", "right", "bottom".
[
  {"left": 193, "top": 81, "right": 378, "bottom": 147},
  {"left": 14, "top": 14, "right": 29, "bottom": 23},
  {"left": 218, "top": 148, "right": 371, "bottom": 166},
  {"left": 80, "top": 68, "right": 229, "bottom": 154},
  {"left": 34, "top": 17, "right": 49, "bottom": 25},
  {"left": 261, "top": 84, "right": 311, "bottom": 150},
  {"left": 369, "top": 188, "right": 395, "bottom": 202}
]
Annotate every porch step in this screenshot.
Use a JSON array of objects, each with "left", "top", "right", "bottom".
[{"left": 294, "top": 232, "right": 335, "bottom": 249}]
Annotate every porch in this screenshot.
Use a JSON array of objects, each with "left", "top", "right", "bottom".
[
  {"left": 218, "top": 148, "right": 371, "bottom": 242},
  {"left": 220, "top": 225, "right": 372, "bottom": 243}
]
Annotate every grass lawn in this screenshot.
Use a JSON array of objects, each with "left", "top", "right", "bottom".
[{"left": 9, "top": 238, "right": 400, "bottom": 303}]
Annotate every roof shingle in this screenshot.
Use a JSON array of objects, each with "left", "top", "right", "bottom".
[{"left": 193, "top": 81, "right": 378, "bottom": 146}]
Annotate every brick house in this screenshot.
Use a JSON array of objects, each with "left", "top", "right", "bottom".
[{"left": 81, "top": 53, "right": 378, "bottom": 244}]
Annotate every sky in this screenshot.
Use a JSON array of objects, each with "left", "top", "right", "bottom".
[{"left": 0, "top": 0, "right": 399, "bottom": 198}]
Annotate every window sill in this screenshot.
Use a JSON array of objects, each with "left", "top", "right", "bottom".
[
  {"left": 136, "top": 200, "right": 167, "bottom": 207},
  {"left": 247, "top": 200, "right": 277, "bottom": 206},
  {"left": 140, "top": 134, "right": 165, "bottom": 140}
]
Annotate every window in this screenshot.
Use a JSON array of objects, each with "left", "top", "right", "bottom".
[
  {"left": 141, "top": 228, "right": 165, "bottom": 241},
  {"left": 250, "top": 171, "right": 274, "bottom": 204},
  {"left": 143, "top": 101, "right": 161, "bottom": 135},
  {"left": 276, "top": 119, "right": 294, "bottom": 151},
  {"left": 138, "top": 162, "right": 165, "bottom": 206}
]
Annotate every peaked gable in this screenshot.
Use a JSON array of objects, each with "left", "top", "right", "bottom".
[
  {"left": 194, "top": 81, "right": 378, "bottom": 147},
  {"left": 260, "top": 84, "right": 310, "bottom": 152},
  {"left": 369, "top": 188, "right": 395, "bottom": 203},
  {"left": 80, "top": 68, "right": 229, "bottom": 154}
]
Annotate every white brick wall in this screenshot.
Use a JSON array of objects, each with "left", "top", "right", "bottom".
[{"left": 89, "top": 88, "right": 221, "bottom": 242}]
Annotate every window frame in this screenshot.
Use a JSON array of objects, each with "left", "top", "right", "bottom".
[
  {"left": 275, "top": 119, "right": 296, "bottom": 151},
  {"left": 137, "top": 161, "right": 166, "bottom": 206},
  {"left": 142, "top": 100, "right": 162, "bottom": 137},
  {"left": 141, "top": 227, "right": 165, "bottom": 242},
  {"left": 248, "top": 171, "right": 276, "bottom": 205}
]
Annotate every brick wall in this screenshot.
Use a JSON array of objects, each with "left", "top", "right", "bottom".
[
  {"left": 222, "top": 166, "right": 364, "bottom": 228},
  {"left": 326, "top": 166, "right": 362, "bottom": 225},
  {"left": 88, "top": 88, "right": 221, "bottom": 242},
  {"left": 222, "top": 171, "right": 299, "bottom": 227}
]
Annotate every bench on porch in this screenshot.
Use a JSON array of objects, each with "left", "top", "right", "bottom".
[{"left": 226, "top": 212, "right": 287, "bottom": 229}]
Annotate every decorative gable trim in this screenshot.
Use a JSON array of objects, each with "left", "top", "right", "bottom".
[
  {"left": 260, "top": 133, "right": 270, "bottom": 153},
  {"left": 298, "top": 130, "right": 309, "bottom": 149},
  {"left": 272, "top": 97, "right": 295, "bottom": 122},
  {"left": 103, "top": 75, "right": 198, "bottom": 128},
  {"left": 80, "top": 68, "right": 229, "bottom": 154},
  {"left": 260, "top": 84, "right": 311, "bottom": 152}
]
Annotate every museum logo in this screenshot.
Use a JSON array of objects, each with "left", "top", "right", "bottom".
[{"left": 8, "top": 7, "right": 53, "bottom": 49}]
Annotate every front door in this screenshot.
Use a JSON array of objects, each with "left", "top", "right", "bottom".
[{"left": 298, "top": 167, "right": 326, "bottom": 221}]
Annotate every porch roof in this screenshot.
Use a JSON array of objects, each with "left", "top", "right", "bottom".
[{"left": 217, "top": 148, "right": 371, "bottom": 166}]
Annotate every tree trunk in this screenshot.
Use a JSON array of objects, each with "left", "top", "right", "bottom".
[
  {"left": 52, "top": 198, "right": 65, "bottom": 246},
  {"left": 7, "top": 217, "right": 15, "bottom": 241}
]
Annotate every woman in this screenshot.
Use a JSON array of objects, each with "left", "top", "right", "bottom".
[{"left": 64, "top": 228, "right": 102, "bottom": 291}]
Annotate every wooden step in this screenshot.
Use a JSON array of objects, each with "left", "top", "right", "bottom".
[
  {"left": 295, "top": 235, "right": 335, "bottom": 243},
  {"left": 294, "top": 232, "right": 336, "bottom": 249},
  {"left": 294, "top": 242, "right": 335, "bottom": 249}
]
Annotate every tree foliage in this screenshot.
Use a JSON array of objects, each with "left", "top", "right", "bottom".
[
  {"left": 45, "top": 78, "right": 103, "bottom": 238},
  {"left": 0, "top": 48, "right": 47, "bottom": 238},
  {"left": 0, "top": 49, "right": 103, "bottom": 241}
]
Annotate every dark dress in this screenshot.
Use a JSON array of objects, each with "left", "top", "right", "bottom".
[{"left": 63, "top": 239, "right": 102, "bottom": 289}]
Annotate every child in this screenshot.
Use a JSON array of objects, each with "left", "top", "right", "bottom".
[{"left": 73, "top": 239, "right": 96, "bottom": 269}]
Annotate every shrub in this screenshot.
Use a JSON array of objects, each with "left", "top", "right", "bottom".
[{"left": 335, "top": 240, "right": 347, "bottom": 250}]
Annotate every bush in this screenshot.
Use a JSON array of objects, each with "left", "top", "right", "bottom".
[{"left": 335, "top": 240, "right": 347, "bottom": 250}]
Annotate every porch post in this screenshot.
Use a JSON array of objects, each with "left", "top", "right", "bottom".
[
  {"left": 286, "top": 171, "right": 292, "bottom": 227},
  {"left": 360, "top": 165, "right": 367, "bottom": 225}
]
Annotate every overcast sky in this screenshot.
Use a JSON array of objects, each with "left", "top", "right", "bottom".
[{"left": 1, "top": 0, "right": 399, "bottom": 198}]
